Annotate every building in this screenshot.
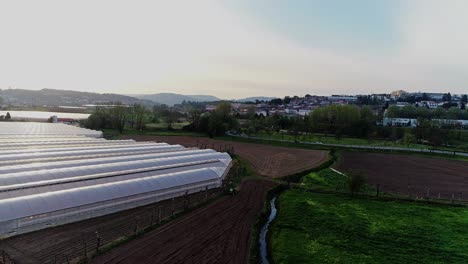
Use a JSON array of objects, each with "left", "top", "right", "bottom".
[
  {"left": 383, "top": 118, "right": 417, "bottom": 127},
  {"left": 327, "top": 95, "right": 358, "bottom": 102}
]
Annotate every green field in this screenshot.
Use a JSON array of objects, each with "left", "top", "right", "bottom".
[
  {"left": 101, "top": 128, "right": 204, "bottom": 139},
  {"left": 300, "top": 169, "right": 348, "bottom": 191},
  {"left": 300, "top": 168, "right": 376, "bottom": 194},
  {"left": 270, "top": 190, "right": 468, "bottom": 263},
  {"left": 252, "top": 132, "right": 428, "bottom": 149},
  {"left": 145, "top": 122, "right": 190, "bottom": 130}
]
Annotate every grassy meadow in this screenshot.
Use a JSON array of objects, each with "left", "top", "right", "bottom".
[{"left": 270, "top": 190, "right": 468, "bottom": 263}]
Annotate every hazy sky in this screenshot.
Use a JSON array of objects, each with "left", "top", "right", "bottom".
[{"left": 1, "top": 0, "right": 467, "bottom": 99}]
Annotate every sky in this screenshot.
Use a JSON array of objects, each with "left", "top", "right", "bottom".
[{"left": 0, "top": 0, "right": 467, "bottom": 99}]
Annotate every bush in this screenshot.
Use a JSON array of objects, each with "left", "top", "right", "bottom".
[{"left": 347, "top": 170, "right": 367, "bottom": 197}]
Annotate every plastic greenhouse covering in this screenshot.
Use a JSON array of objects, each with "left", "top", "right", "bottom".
[
  {"left": 0, "top": 122, "right": 103, "bottom": 137},
  {"left": 0, "top": 129, "right": 232, "bottom": 238}
]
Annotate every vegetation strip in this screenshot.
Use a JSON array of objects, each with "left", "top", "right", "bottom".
[{"left": 226, "top": 132, "right": 468, "bottom": 158}]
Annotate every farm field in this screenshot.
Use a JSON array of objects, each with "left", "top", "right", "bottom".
[
  {"left": 336, "top": 151, "right": 468, "bottom": 200},
  {"left": 271, "top": 190, "right": 468, "bottom": 264},
  {"left": 145, "top": 122, "right": 190, "bottom": 130},
  {"left": 92, "top": 179, "right": 277, "bottom": 264},
  {"left": 123, "top": 135, "right": 329, "bottom": 178},
  {"left": 252, "top": 132, "right": 428, "bottom": 149}
]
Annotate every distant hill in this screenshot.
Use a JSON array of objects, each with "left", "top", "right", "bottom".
[
  {"left": 130, "top": 93, "right": 220, "bottom": 106},
  {"left": 235, "top": 96, "right": 278, "bottom": 102},
  {"left": 0, "top": 88, "right": 153, "bottom": 106}
]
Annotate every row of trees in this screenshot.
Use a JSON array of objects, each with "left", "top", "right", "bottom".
[
  {"left": 185, "top": 102, "right": 239, "bottom": 137},
  {"left": 240, "top": 105, "right": 378, "bottom": 139},
  {"left": 84, "top": 103, "right": 146, "bottom": 133},
  {"left": 237, "top": 104, "right": 468, "bottom": 148},
  {"left": 386, "top": 105, "right": 468, "bottom": 120}
]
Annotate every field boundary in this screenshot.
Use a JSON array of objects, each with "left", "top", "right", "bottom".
[{"left": 225, "top": 132, "right": 468, "bottom": 158}]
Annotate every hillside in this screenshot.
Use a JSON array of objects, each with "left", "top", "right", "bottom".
[
  {"left": 235, "top": 96, "right": 278, "bottom": 102},
  {"left": 130, "top": 93, "right": 220, "bottom": 105},
  {"left": 0, "top": 88, "right": 153, "bottom": 106}
]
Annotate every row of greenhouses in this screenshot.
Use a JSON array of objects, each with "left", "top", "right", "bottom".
[{"left": 0, "top": 126, "right": 232, "bottom": 238}]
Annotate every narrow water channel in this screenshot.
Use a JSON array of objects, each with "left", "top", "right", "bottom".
[{"left": 259, "top": 196, "right": 277, "bottom": 264}]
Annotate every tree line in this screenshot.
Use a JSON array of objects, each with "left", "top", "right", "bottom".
[{"left": 386, "top": 105, "right": 468, "bottom": 120}]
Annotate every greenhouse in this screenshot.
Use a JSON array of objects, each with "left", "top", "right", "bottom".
[
  {"left": 0, "top": 122, "right": 103, "bottom": 137},
  {"left": 0, "top": 124, "right": 232, "bottom": 238}
]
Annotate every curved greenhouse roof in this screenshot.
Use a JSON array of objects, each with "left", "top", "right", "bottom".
[
  {"left": 0, "top": 122, "right": 102, "bottom": 137},
  {"left": 0, "top": 130, "right": 232, "bottom": 238},
  {"left": 0, "top": 168, "right": 224, "bottom": 222}
]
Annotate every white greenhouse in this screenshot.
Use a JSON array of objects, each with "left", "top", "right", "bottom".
[{"left": 0, "top": 124, "right": 232, "bottom": 238}]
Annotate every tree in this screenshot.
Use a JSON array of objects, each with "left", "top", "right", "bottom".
[
  {"left": 110, "top": 103, "right": 129, "bottom": 133},
  {"left": 462, "top": 94, "right": 468, "bottom": 103},
  {"left": 216, "top": 101, "right": 232, "bottom": 119},
  {"left": 269, "top": 98, "right": 283, "bottom": 105},
  {"left": 188, "top": 109, "right": 202, "bottom": 130},
  {"left": 403, "top": 132, "right": 416, "bottom": 146},
  {"left": 165, "top": 110, "right": 177, "bottom": 130},
  {"left": 5, "top": 112, "right": 11, "bottom": 120},
  {"left": 348, "top": 171, "right": 367, "bottom": 197},
  {"left": 85, "top": 106, "right": 111, "bottom": 129},
  {"left": 442, "top": 92, "right": 452, "bottom": 102},
  {"left": 132, "top": 103, "right": 147, "bottom": 131},
  {"left": 422, "top": 93, "right": 429, "bottom": 101}
]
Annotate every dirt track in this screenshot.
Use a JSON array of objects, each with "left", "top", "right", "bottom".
[
  {"left": 123, "top": 135, "right": 329, "bottom": 178},
  {"left": 92, "top": 179, "right": 277, "bottom": 264},
  {"left": 337, "top": 152, "right": 468, "bottom": 200}
]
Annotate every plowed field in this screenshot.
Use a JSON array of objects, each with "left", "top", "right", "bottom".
[
  {"left": 123, "top": 136, "right": 329, "bottom": 178},
  {"left": 336, "top": 151, "right": 468, "bottom": 200},
  {"left": 92, "top": 179, "right": 277, "bottom": 264}
]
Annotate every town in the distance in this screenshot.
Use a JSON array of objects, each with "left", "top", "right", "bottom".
[{"left": 0, "top": 88, "right": 467, "bottom": 149}]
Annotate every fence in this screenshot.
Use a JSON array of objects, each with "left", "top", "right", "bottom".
[{"left": 0, "top": 250, "right": 14, "bottom": 264}]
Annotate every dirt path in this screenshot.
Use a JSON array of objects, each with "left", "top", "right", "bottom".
[{"left": 92, "top": 179, "right": 277, "bottom": 264}]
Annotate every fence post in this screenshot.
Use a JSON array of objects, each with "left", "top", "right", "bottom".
[
  {"left": 158, "top": 206, "right": 162, "bottom": 224},
  {"left": 171, "top": 198, "right": 175, "bottom": 217},
  {"left": 134, "top": 216, "right": 139, "bottom": 235},
  {"left": 376, "top": 184, "right": 380, "bottom": 197},
  {"left": 83, "top": 236, "right": 88, "bottom": 259},
  {"left": 95, "top": 231, "right": 101, "bottom": 252}
]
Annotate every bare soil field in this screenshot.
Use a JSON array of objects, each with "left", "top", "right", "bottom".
[
  {"left": 123, "top": 135, "right": 329, "bottom": 178},
  {"left": 92, "top": 179, "right": 277, "bottom": 264},
  {"left": 336, "top": 151, "right": 468, "bottom": 200}
]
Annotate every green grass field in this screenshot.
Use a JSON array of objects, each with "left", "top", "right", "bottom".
[
  {"left": 145, "top": 122, "right": 190, "bottom": 130},
  {"left": 252, "top": 132, "right": 428, "bottom": 149},
  {"left": 101, "top": 128, "right": 204, "bottom": 139},
  {"left": 271, "top": 190, "right": 468, "bottom": 264},
  {"left": 300, "top": 168, "right": 348, "bottom": 191}
]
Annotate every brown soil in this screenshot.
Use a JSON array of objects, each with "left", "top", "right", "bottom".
[
  {"left": 92, "top": 179, "right": 277, "bottom": 264},
  {"left": 336, "top": 151, "right": 468, "bottom": 200},
  {"left": 123, "top": 135, "right": 329, "bottom": 178}
]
